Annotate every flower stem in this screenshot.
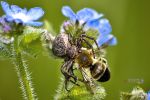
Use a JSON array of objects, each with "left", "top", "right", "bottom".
[{"left": 12, "top": 36, "right": 37, "bottom": 100}]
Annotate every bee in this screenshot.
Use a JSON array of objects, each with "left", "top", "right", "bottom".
[{"left": 76, "top": 49, "right": 110, "bottom": 83}]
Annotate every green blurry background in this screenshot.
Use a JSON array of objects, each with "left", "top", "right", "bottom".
[{"left": 0, "top": 0, "right": 150, "bottom": 100}]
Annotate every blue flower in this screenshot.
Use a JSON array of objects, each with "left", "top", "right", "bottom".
[
  {"left": 1, "top": 1, "right": 44, "bottom": 26},
  {"left": 62, "top": 6, "right": 103, "bottom": 27},
  {"left": 62, "top": 6, "right": 117, "bottom": 47},
  {"left": 148, "top": 91, "right": 150, "bottom": 100},
  {"left": 97, "top": 19, "right": 117, "bottom": 47},
  {"left": 0, "top": 16, "right": 11, "bottom": 33}
]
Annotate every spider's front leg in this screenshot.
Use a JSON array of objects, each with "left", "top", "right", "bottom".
[
  {"left": 82, "top": 34, "right": 99, "bottom": 49},
  {"left": 82, "top": 38, "right": 96, "bottom": 58},
  {"left": 80, "top": 34, "right": 99, "bottom": 58},
  {"left": 61, "top": 59, "right": 79, "bottom": 91}
]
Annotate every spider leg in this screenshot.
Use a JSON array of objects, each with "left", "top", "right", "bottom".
[
  {"left": 61, "top": 59, "right": 78, "bottom": 91},
  {"left": 68, "top": 63, "right": 78, "bottom": 83},
  {"left": 82, "top": 38, "right": 96, "bottom": 58},
  {"left": 64, "top": 76, "right": 70, "bottom": 92},
  {"left": 99, "top": 44, "right": 109, "bottom": 49},
  {"left": 75, "top": 38, "right": 82, "bottom": 53},
  {"left": 82, "top": 34, "right": 99, "bottom": 50},
  {"left": 70, "top": 80, "right": 80, "bottom": 86},
  {"left": 68, "top": 33, "right": 74, "bottom": 45}
]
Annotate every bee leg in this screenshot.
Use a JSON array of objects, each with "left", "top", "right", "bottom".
[{"left": 82, "top": 38, "right": 96, "bottom": 58}]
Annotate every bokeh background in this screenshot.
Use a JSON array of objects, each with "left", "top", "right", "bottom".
[{"left": 0, "top": 0, "right": 150, "bottom": 100}]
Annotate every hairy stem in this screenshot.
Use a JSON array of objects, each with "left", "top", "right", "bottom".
[{"left": 12, "top": 36, "right": 37, "bottom": 100}]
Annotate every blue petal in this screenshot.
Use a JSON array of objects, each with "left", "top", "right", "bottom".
[
  {"left": 0, "top": 18, "right": 2, "bottom": 22},
  {"left": 77, "top": 8, "right": 103, "bottom": 22},
  {"left": 11, "top": 5, "right": 27, "bottom": 14},
  {"left": 3, "top": 24, "right": 11, "bottom": 33},
  {"left": 26, "top": 21, "right": 43, "bottom": 26},
  {"left": 62, "top": 6, "right": 76, "bottom": 21},
  {"left": 97, "top": 34, "right": 116, "bottom": 47},
  {"left": 1, "top": 1, "right": 13, "bottom": 16},
  {"left": 0, "top": 17, "right": 4, "bottom": 24},
  {"left": 99, "top": 18, "right": 112, "bottom": 36},
  {"left": 14, "top": 19, "right": 23, "bottom": 24},
  {"left": 108, "top": 36, "right": 117, "bottom": 46},
  {"left": 86, "top": 18, "right": 100, "bottom": 28},
  {"left": 22, "top": 8, "right": 27, "bottom": 14},
  {"left": 148, "top": 91, "right": 150, "bottom": 100},
  {"left": 27, "top": 7, "right": 44, "bottom": 20},
  {"left": 4, "top": 16, "right": 14, "bottom": 22}
]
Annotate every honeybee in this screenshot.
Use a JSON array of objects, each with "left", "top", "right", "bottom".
[{"left": 76, "top": 48, "right": 110, "bottom": 83}]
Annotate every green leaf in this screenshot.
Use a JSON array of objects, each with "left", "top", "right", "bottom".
[
  {"left": 19, "top": 26, "right": 44, "bottom": 45},
  {"left": 44, "top": 20, "right": 56, "bottom": 34},
  {"left": 21, "top": 40, "right": 43, "bottom": 58},
  {"left": 15, "top": 26, "right": 45, "bottom": 58},
  {"left": 86, "top": 28, "right": 99, "bottom": 40}
]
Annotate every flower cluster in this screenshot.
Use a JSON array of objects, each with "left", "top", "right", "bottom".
[
  {"left": 1, "top": 1, "right": 44, "bottom": 27},
  {"left": 62, "top": 6, "right": 117, "bottom": 47},
  {"left": 0, "top": 1, "right": 117, "bottom": 47},
  {"left": 0, "top": 16, "right": 11, "bottom": 33},
  {"left": 0, "top": 1, "right": 44, "bottom": 44}
]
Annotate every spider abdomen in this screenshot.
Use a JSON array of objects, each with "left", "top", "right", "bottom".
[{"left": 52, "top": 33, "right": 70, "bottom": 57}]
